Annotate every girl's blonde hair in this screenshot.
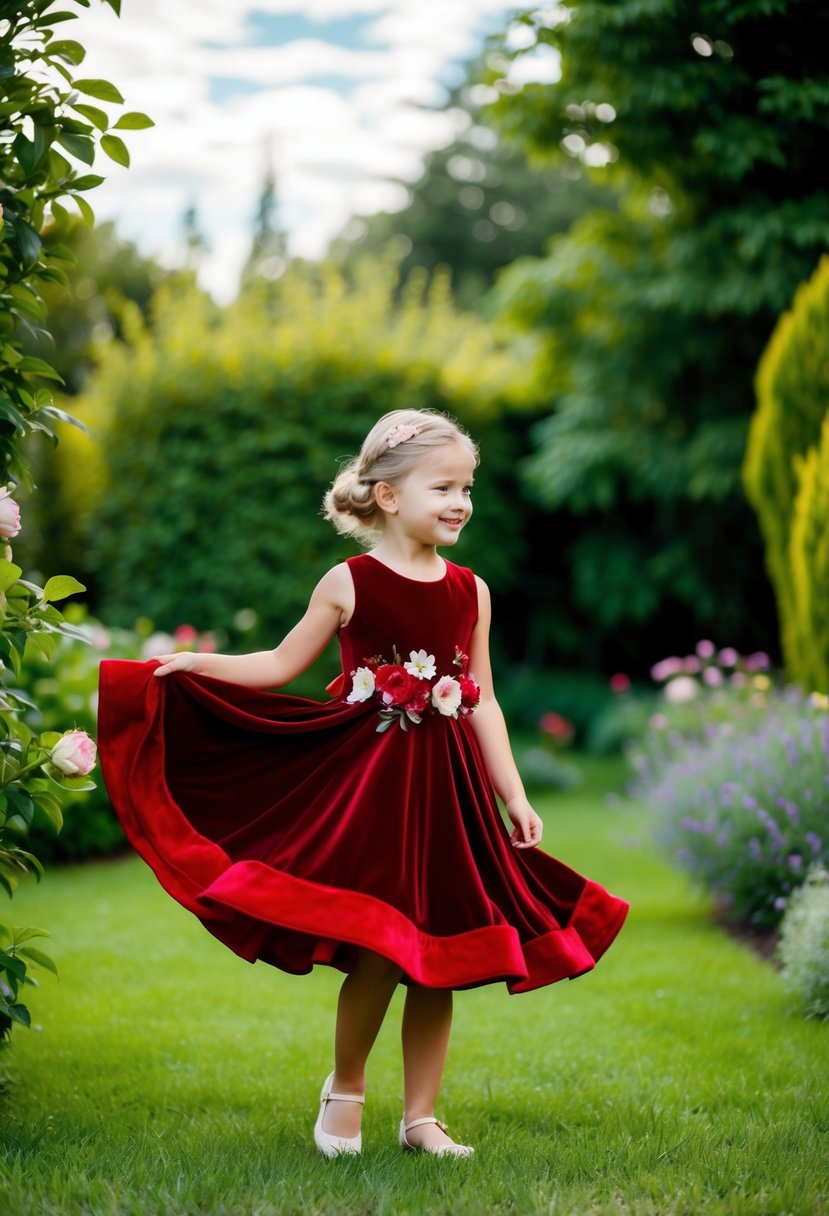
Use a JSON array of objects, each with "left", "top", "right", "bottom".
[{"left": 322, "top": 408, "right": 479, "bottom": 541}]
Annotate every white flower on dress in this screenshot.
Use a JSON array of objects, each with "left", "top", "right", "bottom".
[
  {"left": 404, "top": 649, "right": 436, "bottom": 680},
  {"left": 431, "top": 675, "right": 462, "bottom": 717},
  {"left": 347, "top": 667, "right": 376, "bottom": 703}
]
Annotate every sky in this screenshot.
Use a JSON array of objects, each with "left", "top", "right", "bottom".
[{"left": 67, "top": 0, "right": 561, "bottom": 301}]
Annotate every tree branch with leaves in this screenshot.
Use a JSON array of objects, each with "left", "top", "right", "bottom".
[{"left": 0, "top": 0, "right": 151, "bottom": 1045}]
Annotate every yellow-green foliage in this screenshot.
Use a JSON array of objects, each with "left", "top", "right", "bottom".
[
  {"left": 789, "top": 415, "right": 829, "bottom": 694},
  {"left": 54, "top": 261, "right": 538, "bottom": 670},
  {"left": 743, "top": 256, "right": 829, "bottom": 691}
]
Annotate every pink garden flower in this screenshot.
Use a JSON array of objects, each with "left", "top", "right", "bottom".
[
  {"left": 0, "top": 487, "right": 22, "bottom": 539},
  {"left": 50, "top": 729, "right": 97, "bottom": 776},
  {"left": 650, "top": 657, "right": 683, "bottom": 682}
]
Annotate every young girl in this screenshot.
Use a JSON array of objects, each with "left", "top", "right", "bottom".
[{"left": 96, "top": 408, "right": 628, "bottom": 1160}]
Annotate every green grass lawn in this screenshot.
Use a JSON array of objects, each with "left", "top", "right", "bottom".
[{"left": 1, "top": 755, "right": 828, "bottom": 1216}]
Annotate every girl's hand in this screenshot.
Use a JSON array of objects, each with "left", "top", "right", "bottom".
[
  {"left": 152, "top": 651, "right": 200, "bottom": 677},
  {"left": 506, "top": 795, "right": 543, "bottom": 848}
]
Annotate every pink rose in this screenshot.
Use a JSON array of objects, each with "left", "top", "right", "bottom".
[
  {"left": 174, "top": 623, "right": 199, "bottom": 646},
  {"left": 50, "top": 729, "right": 97, "bottom": 776},
  {"left": 609, "top": 673, "right": 630, "bottom": 693},
  {"left": 431, "top": 675, "right": 462, "bottom": 717},
  {"left": 0, "top": 487, "right": 22, "bottom": 539}
]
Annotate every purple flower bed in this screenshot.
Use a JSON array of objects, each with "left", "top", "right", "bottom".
[{"left": 627, "top": 662, "right": 829, "bottom": 928}]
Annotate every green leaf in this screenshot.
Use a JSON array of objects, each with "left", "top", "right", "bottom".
[
  {"left": 17, "top": 946, "right": 58, "bottom": 977},
  {"left": 0, "top": 952, "right": 26, "bottom": 980},
  {"left": 71, "top": 102, "right": 109, "bottom": 131},
  {"left": 73, "top": 78, "right": 125, "bottom": 104},
  {"left": 48, "top": 40, "right": 86, "bottom": 66},
  {"left": 67, "top": 173, "right": 105, "bottom": 192},
  {"left": 16, "top": 357, "right": 64, "bottom": 383},
  {"left": 8, "top": 850, "right": 44, "bottom": 880},
  {"left": 0, "top": 563, "right": 22, "bottom": 595},
  {"left": 39, "top": 11, "right": 82, "bottom": 24},
  {"left": 31, "top": 792, "right": 63, "bottom": 833},
  {"left": 57, "top": 131, "right": 95, "bottom": 165},
  {"left": 48, "top": 147, "right": 72, "bottom": 178},
  {"left": 100, "top": 133, "right": 129, "bottom": 167},
  {"left": 113, "top": 111, "right": 154, "bottom": 130},
  {"left": 8, "top": 218, "right": 42, "bottom": 270},
  {"left": 46, "top": 771, "right": 96, "bottom": 792},
  {"left": 47, "top": 244, "right": 76, "bottom": 264},
  {"left": 73, "top": 194, "right": 95, "bottom": 226},
  {"left": 36, "top": 405, "right": 90, "bottom": 435},
  {"left": 105, "top": 0, "right": 122, "bottom": 14},
  {"left": 41, "top": 574, "right": 86, "bottom": 603},
  {"left": 7, "top": 1001, "right": 31, "bottom": 1027},
  {"left": 6, "top": 789, "right": 34, "bottom": 828},
  {"left": 11, "top": 927, "right": 50, "bottom": 945}
]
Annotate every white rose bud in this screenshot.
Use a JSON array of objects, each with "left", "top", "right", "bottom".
[{"left": 50, "top": 730, "right": 97, "bottom": 776}]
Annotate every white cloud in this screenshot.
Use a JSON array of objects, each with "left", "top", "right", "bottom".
[{"left": 62, "top": 0, "right": 515, "bottom": 300}]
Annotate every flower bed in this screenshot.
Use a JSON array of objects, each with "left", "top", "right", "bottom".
[{"left": 625, "top": 640, "right": 829, "bottom": 929}]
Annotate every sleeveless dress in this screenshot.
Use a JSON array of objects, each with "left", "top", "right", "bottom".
[{"left": 96, "top": 554, "right": 628, "bottom": 994}]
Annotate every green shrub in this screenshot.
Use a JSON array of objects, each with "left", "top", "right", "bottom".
[
  {"left": 743, "top": 255, "right": 829, "bottom": 692},
  {"left": 55, "top": 267, "right": 537, "bottom": 672},
  {"left": 513, "top": 743, "right": 581, "bottom": 792},
  {"left": 496, "top": 664, "right": 615, "bottom": 744},
  {"left": 778, "top": 867, "right": 829, "bottom": 1019}
]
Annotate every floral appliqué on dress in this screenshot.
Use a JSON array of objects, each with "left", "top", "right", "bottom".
[{"left": 347, "top": 645, "right": 481, "bottom": 732}]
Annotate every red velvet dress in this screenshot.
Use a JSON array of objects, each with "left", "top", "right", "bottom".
[{"left": 97, "top": 554, "right": 628, "bottom": 994}]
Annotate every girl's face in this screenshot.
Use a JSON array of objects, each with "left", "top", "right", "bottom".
[{"left": 380, "top": 441, "right": 475, "bottom": 546}]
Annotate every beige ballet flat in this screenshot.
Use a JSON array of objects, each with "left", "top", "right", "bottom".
[
  {"left": 314, "top": 1070, "right": 365, "bottom": 1158},
  {"left": 399, "top": 1114, "right": 475, "bottom": 1157}
]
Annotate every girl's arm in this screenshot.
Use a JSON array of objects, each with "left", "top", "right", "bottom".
[
  {"left": 151, "top": 564, "right": 354, "bottom": 690},
  {"left": 467, "top": 576, "right": 543, "bottom": 849}
]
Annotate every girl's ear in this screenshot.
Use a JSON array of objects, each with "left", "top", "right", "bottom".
[{"left": 373, "top": 481, "right": 398, "bottom": 514}]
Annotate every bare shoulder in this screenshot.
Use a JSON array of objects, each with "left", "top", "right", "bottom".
[
  {"left": 473, "top": 573, "right": 491, "bottom": 610},
  {"left": 313, "top": 561, "right": 356, "bottom": 627}
]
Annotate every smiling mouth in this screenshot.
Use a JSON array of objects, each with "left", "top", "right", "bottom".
[{"left": 440, "top": 518, "right": 464, "bottom": 527}]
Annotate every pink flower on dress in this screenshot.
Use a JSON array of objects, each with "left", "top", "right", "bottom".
[{"left": 431, "top": 675, "right": 462, "bottom": 717}]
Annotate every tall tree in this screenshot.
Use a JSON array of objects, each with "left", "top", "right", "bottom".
[
  {"left": 330, "top": 85, "right": 616, "bottom": 312},
  {"left": 485, "top": 1, "right": 829, "bottom": 667},
  {"left": 241, "top": 160, "right": 287, "bottom": 293}
]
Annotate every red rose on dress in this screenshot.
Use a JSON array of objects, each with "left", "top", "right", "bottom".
[
  {"left": 459, "top": 675, "right": 480, "bottom": 710},
  {"left": 402, "top": 682, "right": 431, "bottom": 714},
  {"left": 374, "top": 664, "right": 421, "bottom": 707}
]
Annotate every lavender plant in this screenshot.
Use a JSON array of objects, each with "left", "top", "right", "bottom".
[{"left": 627, "top": 641, "right": 829, "bottom": 929}]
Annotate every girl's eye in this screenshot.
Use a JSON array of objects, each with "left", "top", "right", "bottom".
[{"left": 464, "top": 486, "right": 473, "bottom": 495}]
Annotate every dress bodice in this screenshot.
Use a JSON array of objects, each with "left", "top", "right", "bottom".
[{"left": 337, "top": 554, "right": 480, "bottom": 684}]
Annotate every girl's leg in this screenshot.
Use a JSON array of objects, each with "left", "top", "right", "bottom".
[
  {"left": 401, "top": 983, "right": 458, "bottom": 1149},
  {"left": 322, "top": 947, "right": 403, "bottom": 1138}
]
